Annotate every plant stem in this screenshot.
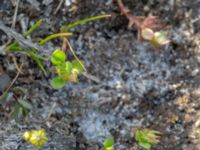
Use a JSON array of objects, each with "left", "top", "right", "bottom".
[
  {"left": 116, "top": 0, "right": 130, "bottom": 19},
  {"left": 66, "top": 39, "right": 86, "bottom": 72},
  {"left": 38, "top": 32, "right": 72, "bottom": 46}
]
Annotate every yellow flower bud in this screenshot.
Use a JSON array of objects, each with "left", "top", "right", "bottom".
[
  {"left": 150, "top": 31, "right": 170, "bottom": 47},
  {"left": 70, "top": 69, "right": 78, "bottom": 82},
  {"left": 22, "top": 131, "right": 32, "bottom": 141},
  {"left": 141, "top": 28, "right": 154, "bottom": 41},
  {"left": 23, "top": 129, "right": 48, "bottom": 148}
]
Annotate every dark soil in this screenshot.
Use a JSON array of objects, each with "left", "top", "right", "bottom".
[{"left": 0, "top": 0, "right": 200, "bottom": 150}]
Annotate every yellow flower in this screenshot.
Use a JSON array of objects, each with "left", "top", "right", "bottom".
[
  {"left": 22, "top": 131, "right": 32, "bottom": 141},
  {"left": 141, "top": 28, "right": 154, "bottom": 41},
  {"left": 150, "top": 31, "right": 170, "bottom": 47},
  {"left": 23, "top": 129, "right": 48, "bottom": 148},
  {"left": 141, "top": 28, "right": 170, "bottom": 48}
]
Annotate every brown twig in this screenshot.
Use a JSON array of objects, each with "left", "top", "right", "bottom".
[
  {"left": 11, "top": 0, "right": 20, "bottom": 28},
  {"left": 116, "top": 0, "right": 141, "bottom": 29},
  {"left": 10, "top": 0, "right": 16, "bottom": 6},
  {"left": 62, "top": 37, "right": 101, "bottom": 83},
  {"left": 116, "top": 0, "right": 130, "bottom": 19},
  {"left": 12, "top": 55, "right": 23, "bottom": 74},
  {"left": 46, "top": 102, "right": 57, "bottom": 122},
  {"left": 62, "top": 37, "right": 68, "bottom": 52},
  {"left": 66, "top": 39, "right": 87, "bottom": 72},
  {"left": 82, "top": 72, "right": 100, "bottom": 84},
  {"left": 54, "top": 0, "right": 64, "bottom": 15},
  {"left": 4, "top": 63, "right": 23, "bottom": 93}
]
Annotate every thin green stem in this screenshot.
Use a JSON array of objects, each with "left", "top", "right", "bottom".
[
  {"left": 38, "top": 32, "right": 72, "bottom": 46},
  {"left": 61, "top": 14, "right": 111, "bottom": 31},
  {"left": 23, "top": 19, "right": 43, "bottom": 37}
]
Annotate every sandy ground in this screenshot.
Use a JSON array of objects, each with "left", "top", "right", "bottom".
[{"left": 0, "top": 0, "right": 200, "bottom": 149}]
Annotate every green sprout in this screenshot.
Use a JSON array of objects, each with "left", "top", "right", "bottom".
[
  {"left": 13, "top": 98, "right": 32, "bottom": 122},
  {"left": 135, "top": 128, "right": 161, "bottom": 150},
  {"left": 61, "top": 14, "right": 111, "bottom": 32},
  {"left": 103, "top": 136, "right": 114, "bottom": 150},
  {"left": 6, "top": 14, "right": 110, "bottom": 89},
  {"left": 40, "top": 14, "right": 110, "bottom": 45},
  {"left": 50, "top": 49, "right": 84, "bottom": 89},
  {"left": 23, "top": 19, "right": 43, "bottom": 37},
  {"left": 38, "top": 32, "right": 72, "bottom": 46}
]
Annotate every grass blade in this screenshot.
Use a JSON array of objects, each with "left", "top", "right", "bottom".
[
  {"left": 23, "top": 19, "right": 43, "bottom": 37},
  {"left": 26, "top": 50, "right": 47, "bottom": 75},
  {"left": 38, "top": 32, "right": 72, "bottom": 46},
  {"left": 61, "top": 14, "right": 111, "bottom": 31}
]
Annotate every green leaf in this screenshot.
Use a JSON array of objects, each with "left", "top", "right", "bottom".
[
  {"left": 6, "top": 42, "right": 22, "bottom": 52},
  {"left": 23, "top": 19, "right": 43, "bottom": 37},
  {"left": 51, "top": 50, "right": 66, "bottom": 65},
  {"left": 72, "top": 60, "right": 84, "bottom": 74},
  {"left": 7, "top": 43, "right": 47, "bottom": 75},
  {"left": 27, "top": 50, "right": 47, "bottom": 60},
  {"left": 65, "top": 61, "right": 73, "bottom": 74},
  {"left": 38, "top": 32, "right": 72, "bottom": 46},
  {"left": 0, "top": 92, "right": 13, "bottom": 106},
  {"left": 135, "top": 129, "right": 161, "bottom": 150},
  {"left": 103, "top": 136, "right": 114, "bottom": 150},
  {"left": 50, "top": 77, "right": 66, "bottom": 89},
  {"left": 18, "top": 99, "right": 32, "bottom": 110},
  {"left": 14, "top": 103, "right": 23, "bottom": 122},
  {"left": 22, "top": 107, "right": 30, "bottom": 121},
  {"left": 139, "top": 142, "right": 151, "bottom": 150},
  {"left": 61, "top": 14, "right": 111, "bottom": 32},
  {"left": 27, "top": 50, "right": 47, "bottom": 75},
  {"left": 64, "top": 62, "right": 72, "bottom": 76},
  {"left": 135, "top": 130, "right": 143, "bottom": 141},
  {"left": 57, "top": 62, "right": 72, "bottom": 81}
]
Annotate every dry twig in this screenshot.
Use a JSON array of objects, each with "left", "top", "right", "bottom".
[
  {"left": 54, "top": 0, "right": 64, "bottom": 15},
  {"left": 4, "top": 63, "right": 23, "bottom": 93},
  {"left": 11, "top": 0, "right": 20, "bottom": 28},
  {"left": 12, "top": 55, "right": 23, "bottom": 74}
]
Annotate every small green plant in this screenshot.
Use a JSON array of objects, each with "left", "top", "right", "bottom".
[
  {"left": 50, "top": 49, "right": 84, "bottom": 89},
  {"left": 0, "top": 14, "right": 110, "bottom": 123},
  {"left": 22, "top": 129, "right": 48, "bottom": 148},
  {"left": 41, "top": 14, "right": 110, "bottom": 89},
  {"left": 103, "top": 136, "right": 114, "bottom": 150},
  {"left": 13, "top": 98, "right": 32, "bottom": 122},
  {"left": 6, "top": 19, "right": 47, "bottom": 75},
  {"left": 0, "top": 91, "right": 32, "bottom": 122},
  {"left": 135, "top": 128, "right": 161, "bottom": 150},
  {"left": 141, "top": 28, "right": 170, "bottom": 47},
  {"left": 116, "top": 0, "right": 169, "bottom": 47}
]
